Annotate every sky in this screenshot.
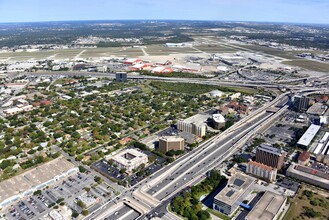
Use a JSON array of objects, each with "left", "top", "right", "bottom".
[{"left": 0, "top": 0, "right": 328, "bottom": 24}]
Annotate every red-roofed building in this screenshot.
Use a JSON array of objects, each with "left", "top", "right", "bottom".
[
  {"left": 247, "top": 160, "right": 277, "bottom": 182},
  {"left": 226, "top": 102, "right": 247, "bottom": 114},
  {"left": 298, "top": 151, "right": 311, "bottom": 166},
  {"left": 124, "top": 58, "right": 142, "bottom": 65},
  {"left": 152, "top": 67, "right": 174, "bottom": 74},
  {"left": 129, "top": 63, "right": 148, "bottom": 71}
]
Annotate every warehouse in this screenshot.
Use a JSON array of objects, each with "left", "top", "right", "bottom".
[
  {"left": 0, "top": 158, "right": 78, "bottom": 209},
  {"left": 297, "top": 124, "right": 321, "bottom": 147},
  {"left": 245, "top": 191, "right": 286, "bottom": 220}
]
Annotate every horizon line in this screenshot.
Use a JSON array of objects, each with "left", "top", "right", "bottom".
[{"left": 0, "top": 19, "right": 328, "bottom": 26}]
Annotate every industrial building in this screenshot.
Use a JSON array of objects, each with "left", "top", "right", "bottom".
[
  {"left": 293, "top": 95, "right": 310, "bottom": 111},
  {"left": 0, "top": 158, "right": 78, "bottom": 209},
  {"left": 115, "top": 72, "right": 128, "bottom": 82},
  {"left": 255, "top": 144, "right": 285, "bottom": 170},
  {"left": 297, "top": 124, "right": 321, "bottom": 148},
  {"left": 245, "top": 191, "right": 286, "bottom": 220},
  {"left": 158, "top": 136, "right": 184, "bottom": 153},
  {"left": 177, "top": 113, "right": 209, "bottom": 137},
  {"left": 110, "top": 148, "right": 148, "bottom": 172},
  {"left": 213, "top": 173, "right": 255, "bottom": 216},
  {"left": 211, "top": 114, "right": 226, "bottom": 130},
  {"left": 246, "top": 160, "right": 277, "bottom": 182},
  {"left": 286, "top": 163, "right": 329, "bottom": 190}
]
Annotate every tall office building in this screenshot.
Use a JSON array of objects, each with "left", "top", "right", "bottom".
[
  {"left": 293, "top": 95, "right": 310, "bottom": 111},
  {"left": 177, "top": 121, "right": 206, "bottom": 137},
  {"left": 115, "top": 72, "right": 128, "bottom": 82},
  {"left": 255, "top": 144, "right": 285, "bottom": 170},
  {"left": 158, "top": 136, "right": 184, "bottom": 153}
]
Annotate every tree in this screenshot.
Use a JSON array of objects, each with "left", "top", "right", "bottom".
[
  {"left": 78, "top": 165, "right": 87, "bottom": 173},
  {"left": 82, "top": 209, "right": 89, "bottom": 216},
  {"left": 77, "top": 200, "right": 86, "bottom": 208},
  {"left": 71, "top": 212, "right": 79, "bottom": 218}
]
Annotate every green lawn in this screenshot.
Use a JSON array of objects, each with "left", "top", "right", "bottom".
[{"left": 207, "top": 208, "right": 231, "bottom": 220}]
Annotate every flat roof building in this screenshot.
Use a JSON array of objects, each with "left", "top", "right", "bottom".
[
  {"left": 255, "top": 144, "right": 285, "bottom": 170},
  {"left": 245, "top": 191, "right": 286, "bottom": 220},
  {"left": 158, "top": 136, "right": 184, "bottom": 153},
  {"left": 307, "top": 102, "right": 328, "bottom": 116},
  {"left": 297, "top": 124, "right": 321, "bottom": 147},
  {"left": 0, "top": 158, "right": 78, "bottom": 209},
  {"left": 213, "top": 173, "right": 255, "bottom": 216},
  {"left": 115, "top": 72, "right": 128, "bottom": 82},
  {"left": 110, "top": 148, "right": 148, "bottom": 172},
  {"left": 286, "top": 163, "right": 329, "bottom": 190}
]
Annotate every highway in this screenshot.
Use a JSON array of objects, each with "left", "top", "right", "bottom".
[{"left": 6, "top": 71, "right": 328, "bottom": 220}]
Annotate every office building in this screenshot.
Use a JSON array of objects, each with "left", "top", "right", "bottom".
[
  {"left": 213, "top": 173, "right": 255, "bottom": 216},
  {"left": 110, "top": 149, "right": 148, "bottom": 172},
  {"left": 293, "top": 95, "right": 310, "bottom": 111},
  {"left": 297, "top": 124, "right": 321, "bottom": 148},
  {"left": 115, "top": 72, "right": 128, "bottom": 82},
  {"left": 212, "top": 114, "right": 226, "bottom": 130},
  {"left": 286, "top": 163, "right": 329, "bottom": 190},
  {"left": 177, "top": 114, "right": 208, "bottom": 137},
  {"left": 246, "top": 160, "right": 277, "bottom": 182},
  {"left": 245, "top": 191, "right": 286, "bottom": 220},
  {"left": 158, "top": 136, "right": 184, "bottom": 153},
  {"left": 255, "top": 144, "right": 285, "bottom": 170}
]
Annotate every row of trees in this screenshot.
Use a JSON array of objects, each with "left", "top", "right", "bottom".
[{"left": 171, "top": 170, "right": 226, "bottom": 220}]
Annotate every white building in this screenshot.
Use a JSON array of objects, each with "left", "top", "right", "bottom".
[
  {"left": 229, "top": 93, "right": 241, "bottom": 101},
  {"left": 110, "top": 149, "right": 148, "bottom": 172},
  {"left": 246, "top": 160, "right": 277, "bottom": 182},
  {"left": 297, "top": 124, "right": 321, "bottom": 147},
  {"left": 0, "top": 158, "right": 78, "bottom": 209},
  {"left": 245, "top": 191, "right": 286, "bottom": 220},
  {"left": 213, "top": 173, "right": 255, "bottom": 216},
  {"left": 212, "top": 114, "right": 226, "bottom": 130},
  {"left": 49, "top": 210, "right": 63, "bottom": 220}
]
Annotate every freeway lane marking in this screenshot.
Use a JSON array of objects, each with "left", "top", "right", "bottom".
[{"left": 153, "top": 112, "right": 271, "bottom": 198}]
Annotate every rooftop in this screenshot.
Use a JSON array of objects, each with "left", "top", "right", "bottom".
[
  {"left": 257, "top": 144, "right": 284, "bottom": 156},
  {"left": 307, "top": 102, "right": 328, "bottom": 116},
  {"left": 181, "top": 113, "right": 210, "bottom": 127},
  {"left": 0, "top": 157, "right": 75, "bottom": 203},
  {"left": 159, "top": 136, "right": 184, "bottom": 142},
  {"left": 298, "top": 151, "right": 311, "bottom": 162},
  {"left": 111, "top": 148, "right": 148, "bottom": 167},
  {"left": 214, "top": 173, "right": 255, "bottom": 206},
  {"left": 212, "top": 114, "right": 225, "bottom": 123},
  {"left": 297, "top": 124, "right": 321, "bottom": 147},
  {"left": 248, "top": 160, "right": 276, "bottom": 172},
  {"left": 246, "top": 191, "right": 286, "bottom": 220}
]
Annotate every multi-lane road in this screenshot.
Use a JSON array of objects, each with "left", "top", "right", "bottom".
[{"left": 7, "top": 71, "right": 328, "bottom": 220}]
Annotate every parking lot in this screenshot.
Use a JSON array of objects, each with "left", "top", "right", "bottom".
[
  {"left": 5, "top": 172, "right": 114, "bottom": 220},
  {"left": 92, "top": 154, "right": 165, "bottom": 187}
]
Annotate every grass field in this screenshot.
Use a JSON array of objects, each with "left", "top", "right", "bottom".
[
  {"left": 282, "top": 60, "right": 329, "bottom": 72},
  {"left": 283, "top": 186, "right": 329, "bottom": 220}
]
